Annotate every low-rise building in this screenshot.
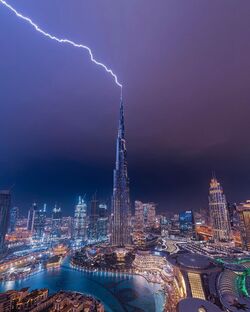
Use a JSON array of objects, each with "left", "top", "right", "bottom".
[{"left": 0, "top": 289, "right": 104, "bottom": 312}]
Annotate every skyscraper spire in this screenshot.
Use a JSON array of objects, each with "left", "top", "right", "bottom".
[
  {"left": 212, "top": 170, "right": 216, "bottom": 180},
  {"left": 118, "top": 99, "right": 125, "bottom": 139},
  {"left": 111, "top": 97, "right": 131, "bottom": 246}
]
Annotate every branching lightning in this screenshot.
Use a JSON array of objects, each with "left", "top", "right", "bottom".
[{"left": 0, "top": 0, "right": 123, "bottom": 94}]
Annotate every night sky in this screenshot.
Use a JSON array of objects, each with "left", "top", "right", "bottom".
[{"left": 1, "top": 0, "right": 250, "bottom": 216}]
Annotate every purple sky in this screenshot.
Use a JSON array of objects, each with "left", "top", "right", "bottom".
[{"left": 1, "top": 0, "right": 250, "bottom": 215}]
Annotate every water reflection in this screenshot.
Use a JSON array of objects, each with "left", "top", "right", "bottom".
[{"left": 0, "top": 265, "right": 165, "bottom": 312}]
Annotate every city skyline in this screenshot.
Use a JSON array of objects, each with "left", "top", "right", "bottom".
[
  {"left": 1, "top": 171, "right": 247, "bottom": 216},
  {"left": 1, "top": 2, "right": 250, "bottom": 311}
]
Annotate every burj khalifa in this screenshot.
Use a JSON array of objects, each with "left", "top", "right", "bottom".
[{"left": 111, "top": 99, "right": 131, "bottom": 246}]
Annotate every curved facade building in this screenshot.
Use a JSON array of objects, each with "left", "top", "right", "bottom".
[
  {"left": 168, "top": 253, "right": 222, "bottom": 302},
  {"left": 217, "top": 258, "right": 250, "bottom": 311}
]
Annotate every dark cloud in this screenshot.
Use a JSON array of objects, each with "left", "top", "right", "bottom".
[{"left": 1, "top": 0, "right": 250, "bottom": 215}]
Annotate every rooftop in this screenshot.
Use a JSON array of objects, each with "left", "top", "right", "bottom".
[
  {"left": 169, "top": 252, "right": 219, "bottom": 272},
  {"left": 177, "top": 298, "right": 222, "bottom": 312}
]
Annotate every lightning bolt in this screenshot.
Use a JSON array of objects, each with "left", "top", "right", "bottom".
[{"left": 0, "top": 0, "right": 123, "bottom": 94}]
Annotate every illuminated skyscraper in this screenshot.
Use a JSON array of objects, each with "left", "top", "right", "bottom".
[
  {"left": 111, "top": 99, "right": 131, "bottom": 246},
  {"left": 135, "top": 201, "right": 156, "bottom": 231},
  {"left": 73, "top": 196, "right": 87, "bottom": 241},
  {"left": 98, "top": 203, "right": 108, "bottom": 218},
  {"left": 88, "top": 194, "right": 99, "bottom": 242},
  {"left": 179, "top": 210, "right": 194, "bottom": 235},
  {"left": 33, "top": 204, "right": 46, "bottom": 240},
  {"left": 27, "top": 202, "right": 36, "bottom": 232},
  {"left": 237, "top": 200, "right": 250, "bottom": 251},
  {"left": 97, "top": 203, "right": 108, "bottom": 241},
  {"left": 51, "top": 205, "right": 62, "bottom": 239},
  {"left": 208, "top": 177, "right": 231, "bottom": 241},
  {"left": 8, "top": 206, "right": 19, "bottom": 233},
  {"left": 227, "top": 202, "right": 239, "bottom": 229},
  {"left": 145, "top": 203, "right": 156, "bottom": 228},
  {"left": 135, "top": 201, "right": 144, "bottom": 231},
  {"left": 0, "top": 191, "right": 11, "bottom": 253}
]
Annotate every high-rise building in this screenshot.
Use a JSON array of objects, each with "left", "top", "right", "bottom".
[
  {"left": 33, "top": 204, "right": 46, "bottom": 240},
  {"left": 134, "top": 201, "right": 156, "bottom": 230},
  {"left": 227, "top": 202, "right": 240, "bottom": 229},
  {"left": 179, "top": 210, "right": 194, "bottom": 235},
  {"left": 111, "top": 100, "right": 131, "bottom": 246},
  {"left": 98, "top": 203, "right": 108, "bottom": 218},
  {"left": 196, "top": 208, "right": 210, "bottom": 226},
  {"left": 88, "top": 195, "right": 99, "bottom": 242},
  {"left": 0, "top": 191, "right": 11, "bottom": 253},
  {"left": 97, "top": 203, "right": 108, "bottom": 241},
  {"left": 73, "top": 196, "right": 87, "bottom": 241},
  {"left": 51, "top": 205, "right": 62, "bottom": 239},
  {"left": 237, "top": 200, "right": 250, "bottom": 251},
  {"left": 134, "top": 201, "right": 145, "bottom": 231},
  {"left": 146, "top": 203, "right": 156, "bottom": 228},
  {"left": 8, "top": 206, "right": 19, "bottom": 233},
  {"left": 208, "top": 177, "right": 231, "bottom": 242},
  {"left": 61, "top": 216, "right": 72, "bottom": 239},
  {"left": 27, "top": 203, "right": 36, "bottom": 232}
]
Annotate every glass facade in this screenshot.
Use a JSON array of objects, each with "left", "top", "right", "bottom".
[
  {"left": 0, "top": 191, "right": 11, "bottom": 253},
  {"left": 179, "top": 210, "right": 194, "bottom": 233}
]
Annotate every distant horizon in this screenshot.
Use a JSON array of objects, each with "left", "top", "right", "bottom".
[{"left": 6, "top": 175, "right": 246, "bottom": 218}]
